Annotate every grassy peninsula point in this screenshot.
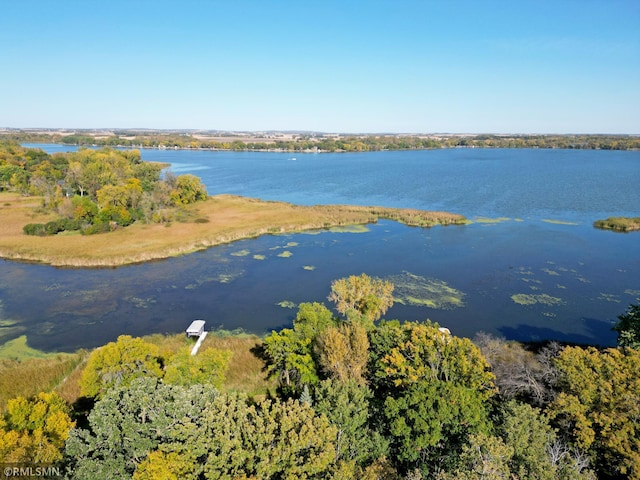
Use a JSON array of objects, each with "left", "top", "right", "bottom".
[{"left": 0, "top": 192, "right": 466, "bottom": 267}]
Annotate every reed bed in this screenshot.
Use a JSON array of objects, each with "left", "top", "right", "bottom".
[
  {"left": 0, "top": 353, "right": 85, "bottom": 410},
  {"left": 0, "top": 193, "right": 467, "bottom": 267}
]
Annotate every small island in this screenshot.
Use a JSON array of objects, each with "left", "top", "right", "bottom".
[{"left": 593, "top": 217, "right": 640, "bottom": 232}]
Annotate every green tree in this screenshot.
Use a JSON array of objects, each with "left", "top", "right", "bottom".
[
  {"left": 313, "top": 379, "right": 388, "bottom": 466},
  {"left": 163, "top": 346, "right": 231, "bottom": 387},
  {"left": 65, "top": 378, "right": 218, "bottom": 479},
  {"left": 262, "top": 302, "right": 337, "bottom": 394},
  {"left": 437, "top": 433, "right": 514, "bottom": 480},
  {"left": 547, "top": 346, "right": 640, "bottom": 479},
  {"left": 383, "top": 380, "right": 492, "bottom": 474},
  {"left": 328, "top": 273, "right": 394, "bottom": 326},
  {"left": 262, "top": 328, "right": 318, "bottom": 394},
  {"left": 613, "top": 300, "right": 640, "bottom": 348},
  {"left": 79, "top": 335, "right": 163, "bottom": 398}
]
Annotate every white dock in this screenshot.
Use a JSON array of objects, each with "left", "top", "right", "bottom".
[{"left": 191, "top": 331, "right": 208, "bottom": 356}]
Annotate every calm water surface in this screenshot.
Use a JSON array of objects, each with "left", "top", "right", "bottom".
[{"left": 2, "top": 145, "right": 638, "bottom": 351}]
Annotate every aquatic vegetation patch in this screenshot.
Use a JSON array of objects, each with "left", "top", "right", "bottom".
[
  {"left": 285, "top": 242, "right": 299, "bottom": 247},
  {"left": 231, "top": 249, "right": 251, "bottom": 257},
  {"left": 542, "top": 268, "right": 560, "bottom": 276},
  {"left": 277, "top": 250, "right": 293, "bottom": 258},
  {"left": 388, "top": 271, "right": 465, "bottom": 310},
  {"left": 0, "top": 335, "right": 62, "bottom": 360},
  {"left": 303, "top": 265, "right": 316, "bottom": 271},
  {"left": 625, "top": 289, "right": 640, "bottom": 297},
  {"left": 253, "top": 254, "right": 266, "bottom": 260},
  {"left": 125, "top": 296, "right": 157, "bottom": 309},
  {"left": 185, "top": 269, "right": 245, "bottom": 288},
  {"left": 276, "top": 300, "right": 297, "bottom": 309},
  {"left": 472, "top": 216, "right": 512, "bottom": 224},
  {"left": 598, "top": 293, "right": 621, "bottom": 303},
  {"left": 541, "top": 219, "right": 580, "bottom": 225},
  {"left": 327, "top": 225, "right": 370, "bottom": 233},
  {"left": 511, "top": 293, "right": 565, "bottom": 306}
]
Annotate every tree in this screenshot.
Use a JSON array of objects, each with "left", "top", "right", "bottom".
[
  {"left": 79, "top": 335, "right": 163, "bottom": 398},
  {"left": 613, "top": 300, "right": 640, "bottom": 348},
  {"left": 315, "top": 322, "right": 369, "bottom": 385},
  {"left": 163, "top": 346, "right": 231, "bottom": 387},
  {"left": 328, "top": 273, "right": 394, "bottom": 326},
  {"left": 313, "top": 379, "right": 388, "bottom": 466},
  {"left": 170, "top": 174, "right": 208, "bottom": 205},
  {"left": 0, "top": 392, "right": 74, "bottom": 463},
  {"left": 202, "top": 398, "right": 338, "bottom": 479},
  {"left": 262, "top": 328, "right": 318, "bottom": 394},
  {"left": 368, "top": 321, "right": 496, "bottom": 474},
  {"left": 437, "top": 433, "right": 514, "bottom": 480},
  {"left": 383, "top": 380, "right": 492, "bottom": 474},
  {"left": 547, "top": 346, "right": 640, "bottom": 479},
  {"left": 369, "top": 320, "right": 496, "bottom": 399},
  {"left": 65, "top": 378, "right": 219, "bottom": 479},
  {"left": 262, "top": 302, "right": 337, "bottom": 394},
  {"left": 474, "top": 332, "right": 559, "bottom": 406}
]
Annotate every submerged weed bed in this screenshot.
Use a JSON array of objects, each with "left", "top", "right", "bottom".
[{"left": 388, "top": 271, "right": 465, "bottom": 310}]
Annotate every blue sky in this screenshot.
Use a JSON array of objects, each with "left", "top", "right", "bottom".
[{"left": 1, "top": 0, "right": 638, "bottom": 133}]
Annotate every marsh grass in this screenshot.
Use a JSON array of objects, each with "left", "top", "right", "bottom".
[
  {"left": 593, "top": 217, "right": 640, "bottom": 232},
  {"left": 0, "top": 348, "right": 85, "bottom": 410},
  {"left": 0, "top": 192, "right": 466, "bottom": 267}
]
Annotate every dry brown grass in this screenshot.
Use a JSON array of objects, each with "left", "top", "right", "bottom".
[
  {"left": 0, "top": 352, "right": 86, "bottom": 410},
  {"left": 0, "top": 192, "right": 466, "bottom": 267}
]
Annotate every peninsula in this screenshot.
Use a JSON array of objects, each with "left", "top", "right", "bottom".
[{"left": 0, "top": 192, "right": 465, "bottom": 267}]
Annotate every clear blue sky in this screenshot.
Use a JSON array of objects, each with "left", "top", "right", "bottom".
[{"left": 1, "top": 0, "right": 638, "bottom": 133}]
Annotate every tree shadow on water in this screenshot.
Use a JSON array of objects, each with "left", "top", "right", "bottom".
[{"left": 498, "top": 317, "right": 617, "bottom": 347}]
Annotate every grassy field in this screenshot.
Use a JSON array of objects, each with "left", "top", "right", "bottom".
[{"left": 0, "top": 192, "right": 466, "bottom": 267}]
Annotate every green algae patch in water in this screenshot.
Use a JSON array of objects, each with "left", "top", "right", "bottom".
[
  {"left": 511, "top": 293, "right": 565, "bottom": 306},
  {"left": 231, "top": 249, "right": 251, "bottom": 257},
  {"left": 277, "top": 301, "right": 297, "bottom": 309},
  {"left": 0, "top": 335, "right": 66, "bottom": 360},
  {"left": 277, "top": 251, "right": 293, "bottom": 258},
  {"left": 388, "top": 271, "right": 465, "bottom": 310},
  {"left": 285, "top": 242, "right": 299, "bottom": 247},
  {"left": 303, "top": 265, "right": 316, "bottom": 271},
  {"left": 253, "top": 254, "right": 266, "bottom": 260}
]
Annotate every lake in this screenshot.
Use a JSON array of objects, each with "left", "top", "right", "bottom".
[{"left": 2, "top": 145, "right": 639, "bottom": 351}]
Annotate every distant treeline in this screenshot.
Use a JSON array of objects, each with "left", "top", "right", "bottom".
[{"left": 3, "top": 132, "right": 640, "bottom": 151}]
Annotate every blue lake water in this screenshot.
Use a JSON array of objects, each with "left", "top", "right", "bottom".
[{"left": 2, "top": 145, "right": 639, "bottom": 351}]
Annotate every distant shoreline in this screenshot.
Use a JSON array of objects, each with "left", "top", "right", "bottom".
[{"left": 6, "top": 131, "right": 640, "bottom": 152}]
